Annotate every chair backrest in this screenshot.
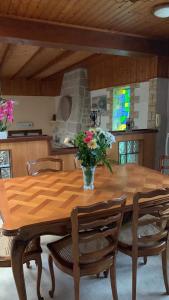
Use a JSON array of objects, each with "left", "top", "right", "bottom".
[
  {"left": 71, "top": 195, "right": 126, "bottom": 269},
  {"left": 160, "top": 155, "right": 169, "bottom": 174},
  {"left": 27, "top": 157, "right": 63, "bottom": 176},
  {"left": 132, "top": 188, "right": 169, "bottom": 251}
]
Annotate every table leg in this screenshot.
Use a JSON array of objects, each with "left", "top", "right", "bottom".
[{"left": 11, "top": 238, "right": 28, "bottom": 300}]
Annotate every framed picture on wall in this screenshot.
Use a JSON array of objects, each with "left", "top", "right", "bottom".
[{"left": 91, "top": 95, "right": 107, "bottom": 116}]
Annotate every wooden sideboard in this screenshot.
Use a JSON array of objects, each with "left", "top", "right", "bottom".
[{"left": 0, "top": 129, "right": 157, "bottom": 177}]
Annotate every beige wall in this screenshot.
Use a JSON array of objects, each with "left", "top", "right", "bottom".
[{"left": 5, "top": 95, "right": 58, "bottom": 136}]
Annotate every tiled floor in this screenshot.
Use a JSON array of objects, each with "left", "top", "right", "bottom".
[{"left": 1, "top": 248, "right": 169, "bottom": 300}]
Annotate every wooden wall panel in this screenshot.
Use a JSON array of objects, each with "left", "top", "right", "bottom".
[
  {"left": 1, "top": 54, "right": 168, "bottom": 96},
  {"left": 157, "top": 56, "right": 169, "bottom": 78},
  {"left": 1, "top": 76, "right": 63, "bottom": 96},
  {"left": 86, "top": 55, "right": 158, "bottom": 90}
]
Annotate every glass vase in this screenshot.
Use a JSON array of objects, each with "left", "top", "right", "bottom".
[{"left": 81, "top": 166, "right": 96, "bottom": 190}]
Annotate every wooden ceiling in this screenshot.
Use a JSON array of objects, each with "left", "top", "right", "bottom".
[
  {"left": 0, "top": 0, "right": 169, "bottom": 39},
  {"left": 0, "top": 43, "right": 93, "bottom": 79},
  {"left": 0, "top": 0, "right": 168, "bottom": 81}
]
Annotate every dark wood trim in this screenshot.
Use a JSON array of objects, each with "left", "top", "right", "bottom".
[
  {"left": 111, "top": 129, "right": 158, "bottom": 136},
  {"left": 11, "top": 47, "right": 43, "bottom": 79},
  {"left": 28, "top": 50, "right": 74, "bottom": 79},
  {"left": 50, "top": 147, "right": 77, "bottom": 155},
  {"left": 8, "top": 129, "right": 42, "bottom": 137},
  {"left": 0, "top": 135, "right": 52, "bottom": 143},
  {"left": 0, "top": 15, "right": 168, "bottom": 56}
]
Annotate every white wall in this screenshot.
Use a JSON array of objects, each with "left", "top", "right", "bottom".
[
  {"left": 6, "top": 95, "right": 58, "bottom": 136},
  {"left": 134, "top": 82, "right": 149, "bottom": 129}
]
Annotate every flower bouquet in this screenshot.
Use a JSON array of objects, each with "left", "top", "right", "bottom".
[{"left": 74, "top": 128, "right": 115, "bottom": 190}]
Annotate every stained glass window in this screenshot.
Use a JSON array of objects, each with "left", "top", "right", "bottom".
[
  {"left": 119, "top": 141, "right": 139, "bottom": 165},
  {"left": 112, "top": 86, "right": 130, "bottom": 131}
]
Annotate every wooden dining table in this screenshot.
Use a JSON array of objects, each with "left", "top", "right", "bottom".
[{"left": 1, "top": 163, "right": 169, "bottom": 300}]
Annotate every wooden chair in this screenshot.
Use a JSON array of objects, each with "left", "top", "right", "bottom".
[
  {"left": 118, "top": 188, "right": 169, "bottom": 300},
  {"left": 160, "top": 155, "right": 169, "bottom": 174},
  {"left": 26, "top": 157, "right": 64, "bottom": 252},
  {"left": 0, "top": 229, "right": 43, "bottom": 300},
  {"left": 27, "top": 157, "right": 63, "bottom": 176},
  {"left": 47, "top": 195, "right": 126, "bottom": 300},
  {"left": 74, "top": 157, "right": 81, "bottom": 169}
]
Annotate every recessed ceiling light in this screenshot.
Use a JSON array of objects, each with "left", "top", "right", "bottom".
[{"left": 153, "top": 3, "right": 169, "bottom": 18}]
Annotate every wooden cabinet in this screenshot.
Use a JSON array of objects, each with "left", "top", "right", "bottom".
[
  {"left": 0, "top": 136, "right": 51, "bottom": 177},
  {"left": 107, "top": 130, "right": 157, "bottom": 169}
]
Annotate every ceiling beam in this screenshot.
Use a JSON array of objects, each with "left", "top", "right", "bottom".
[
  {"left": 11, "top": 47, "right": 43, "bottom": 79},
  {"left": 0, "top": 44, "right": 11, "bottom": 74},
  {"left": 28, "top": 50, "right": 74, "bottom": 79},
  {"left": 0, "top": 15, "right": 168, "bottom": 57}
]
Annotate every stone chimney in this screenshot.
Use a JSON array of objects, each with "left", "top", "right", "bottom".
[{"left": 54, "top": 68, "right": 91, "bottom": 143}]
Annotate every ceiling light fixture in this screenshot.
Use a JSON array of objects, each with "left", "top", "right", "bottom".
[{"left": 153, "top": 3, "right": 169, "bottom": 18}]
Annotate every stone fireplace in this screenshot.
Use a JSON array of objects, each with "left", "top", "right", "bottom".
[{"left": 53, "top": 68, "right": 91, "bottom": 143}]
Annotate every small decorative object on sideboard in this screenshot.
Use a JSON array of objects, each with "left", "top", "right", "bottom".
[
  {"left": 52, "top": 114, "right": 56, "bottom": 121},
  {"left": 90, "top": 110, "right": 101, "bottom": 127},
  {"left": 0, "top": 96, "right": 14, "bottom": 139},
  {"left": 74, "top": 128, "right": 115, "bottom": 190},
  {"left": 126, "top": 117, "right": 134, "bottom": 131}
]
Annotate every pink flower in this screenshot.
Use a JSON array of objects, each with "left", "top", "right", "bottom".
[
  {"left": 7, "top": 114, "right": 13, "bottom": 123},
  {"left": 84, "top": 136, "right": 92, "bottom": 143},
  {"left": 83, "top": 131, "right": 94, "bottom": 143},
  {"left": 6, "top": 100, "right": 14, "bottom": 110},
  {"left": 0, "top": 99, "right": 14, "bottom": 126},
  {"left": 85, "top": 131, "right": 93, "bottom": 138},
  {"left": 0, "top": 114, "right": 4, "bottom": 121}
]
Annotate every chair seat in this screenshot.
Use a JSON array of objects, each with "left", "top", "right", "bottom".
[
  {"left": 0, "top": 229, "right": 41, "bottom": 262},
  {"left": 0, "top": 233, "right": 13, "bottom": 258},
  {"left": 47, "top": 233, "right": 111, "bottom": 269},
  {"left": 119, "top": 214, "right": 161, "bottom": 246},
  {"left": 41, "top": 235, "right": 62, "bottom": 254}
]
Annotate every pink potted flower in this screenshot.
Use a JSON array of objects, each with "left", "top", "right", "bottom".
[{"left": 0, "top": 99, "right": 14, "bottom": 139}]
